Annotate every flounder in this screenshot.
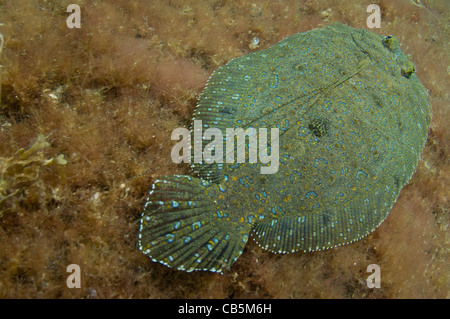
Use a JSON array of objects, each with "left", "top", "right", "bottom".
[{"left": 138, "top": 23, "right": 431, "bottom": 273}]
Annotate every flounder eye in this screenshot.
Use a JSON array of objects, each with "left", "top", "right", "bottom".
[
  {"left": 382, "top": 35, "right": 399, "bottom": 51},
  {"left": 401, "top": 61, "right": 416, "bottom": 78}
]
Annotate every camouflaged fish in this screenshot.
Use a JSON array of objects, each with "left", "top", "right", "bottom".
[{"left": 138, "top": 23, "right": 431, "bottom": 273}]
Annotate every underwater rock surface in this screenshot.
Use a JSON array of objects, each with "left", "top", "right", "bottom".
[{"left": 139, "top": 23, "right": 431, "bottom": 273}]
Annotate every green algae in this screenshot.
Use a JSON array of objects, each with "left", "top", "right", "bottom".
[{"left": 0, "top": 135, "right": 67, "bottom": 210}]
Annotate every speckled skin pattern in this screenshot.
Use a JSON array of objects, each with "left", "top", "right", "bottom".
[{"left": 138, "top": 24, "right": 431, "bottom": 273}]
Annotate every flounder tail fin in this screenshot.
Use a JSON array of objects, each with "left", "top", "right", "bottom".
[{"left": 139, "top": 175, "right": 250, "bottom": 273}]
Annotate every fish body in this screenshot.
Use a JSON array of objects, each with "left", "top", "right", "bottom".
[{"left": 139, "top": 24, "right": 431, "bottom": 273}]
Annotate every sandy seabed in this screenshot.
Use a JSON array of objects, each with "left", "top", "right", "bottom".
[{"left": 0, "top": 0, "right": 448, "bottom": 298}]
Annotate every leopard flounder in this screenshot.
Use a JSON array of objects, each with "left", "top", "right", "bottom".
[{"left": 138, "top": 24, "right": 431, "bottom": 273}]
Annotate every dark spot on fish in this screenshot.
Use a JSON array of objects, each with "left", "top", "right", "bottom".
[{"left": 308, "top": 117, "right": 330, "bottom": 137}]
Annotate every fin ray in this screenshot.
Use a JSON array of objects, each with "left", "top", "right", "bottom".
[
  {"left": 252, "top": 190, "right": 390, "bottom": 254},
  {"left": 139, "top": 175, "right": 251, "bottom": 273}
]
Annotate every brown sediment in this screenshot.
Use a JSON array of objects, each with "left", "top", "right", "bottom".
[{"left": 0, "top": 0, "right": 448, "bottom": 298}]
